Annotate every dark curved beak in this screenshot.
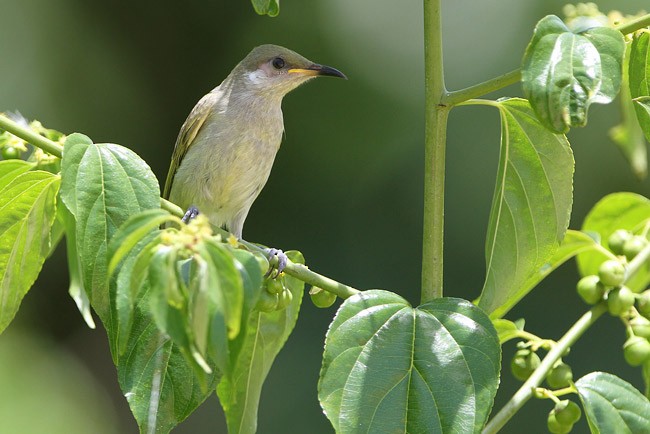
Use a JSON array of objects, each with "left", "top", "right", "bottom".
[{"left": 288, "top": 63, "right": 347, "bottom": 79}]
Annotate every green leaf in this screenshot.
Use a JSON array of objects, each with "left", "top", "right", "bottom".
[
  {"left": 522, "top": 15, "right": 625, "bottom": 133},
  {"left": 493, "top": 318, "right": 523, "bottom": 344},
  {"left": 476, "top": 98, "right": 574, "bottom": 318},
  {"left": 107, "top": 208, "right": 177, "bottom": 276},
  {"left": 576, "top": 371, "right": 650, "bottom": 433},
  {"left": 217, "top": 250, "right": 303, "bottom": 434},
  {"left": 60, "top": 203, "right": 95, "bottom": 329},
  {"left": 117, "top": 300, "right": 218, "bottom": 434},
  {"left": 59, "top": 133, "right": 160, "bottom": 323},
  {"left": 251, "top": 0, "right": 279, "bottom": 17},
  {"left": 610, "top": 39, "right": 647, "bottom": 179},
  {"left": 0, "top": 170, "right": 60, "bottom": 333},
  {"left": 319, "top": 290, "right": 500, "bottom": 434},
  {"left": 0, "top": 159, "right": 35, "bottom": 191},
  {"left": 629, "top": 31, "right": 650, "bottom": 146},
  {"left": 577, "top": 192, "right": 650, "bottom": 291}
]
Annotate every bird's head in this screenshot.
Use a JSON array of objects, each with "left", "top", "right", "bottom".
[{"left": 234, "top": 44, "right": 346, "bottom": 96}]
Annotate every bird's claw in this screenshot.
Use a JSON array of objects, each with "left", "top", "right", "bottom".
[
  {"left": 264, "top": 248, "right": 288, "bottom": 278},
  {"left": 182, "top": 206, "right": 200, "bottom": 223}
]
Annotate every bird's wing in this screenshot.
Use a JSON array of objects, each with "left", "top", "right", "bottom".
[{"left": 163, "top": 94, "right": 215, "bottom": 199}]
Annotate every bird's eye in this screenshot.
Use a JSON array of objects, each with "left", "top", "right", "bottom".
[{"left": 271, "top": 57, "right": 285, "bottom": 69}]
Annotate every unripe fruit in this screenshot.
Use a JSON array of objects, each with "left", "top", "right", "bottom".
[
  {"left": 546, "top": 363, "right": 573, "bottom": 389},
  {"left": 554, "top": 400, "right": 581, "bottom": 425},
  {"left": 598, "top": 260, "right": 626, "bottom": 287},
  {"left": 255, "top": 290, "right": 278, "bottom": 312},
  {"left": 276, "top": 288, "right": 293, "bottom": 310},
  {"left": 630, "top": 316, "right": 650, "bottom": 339},
  {"left": 1, "top": 146, "right": 19, "bottom": 160},
  {"left": 310, "top": 286, "right": 337, "bottom": 308},
  {"left": 623, "top": 336, "right": 650, "bottom": 366},
  {"left": 608, "top": 229, "right": 632, "bottom": 255},
  {"left": 623, "top": 236, "right": 648, "bottom": 261},
  {"left": 637, "top": 290, "right": 650, "bottom": 319},
  {"left": 547, "top": 412, "right": 572, "bottom": 434},
  {"left": 607, "top": 286, "right": 635, "bottom": 316},
  {"left": 576, "top": 275, "right": 605, "bottom": 304},
  {"left": 265, "top": 277, "right": 285, "bottom": 295},
  {"left": 510, "top": 349, "right": 541, "bottom": 381}
]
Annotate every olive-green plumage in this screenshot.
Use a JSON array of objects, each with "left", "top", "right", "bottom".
[{"left": 164, "top": 44, "right": 345, "bottom": 238}]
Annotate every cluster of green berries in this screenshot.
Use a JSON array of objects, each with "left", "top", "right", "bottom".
[
  {"left": 511, "top": 346, "right": 573, "bottom": 388},
  {"left": 547, "top": 400, "right": 582, "bottom": 434},
  {"left": 256, "top": 274, "right": 293, "bottom": 312},
  {"left": 576, "top": 229, "right": 650, "bottom": 366}
]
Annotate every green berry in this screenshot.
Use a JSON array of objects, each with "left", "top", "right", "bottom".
[
  {"left": 631, "top": 316, "right": 650, "bottom": 338},
  {"left": 309, "top": 286, "right": 337, "bottom": 308},
  {"left": 276, "top": 288, "right": 293, "bottom": 310},
  {"left": 576, "top": 275, "right": 605, "bottom": 304},
  {"left": 547, "top": 412, "right": 572, "bottom": 434},
  {"left": 623, "top": 336, "right": 650, "bottom": 366},
  {"left": 598, "top": 260, "right": 626, "bottom": 287},
  {"left": 607, "top": 286, "right": 635, "bottom": 316},
  {"left": 623, "top": 236, "right": 648, "bottom": 261},
  {"left": 1, "top": 146, "right": 19, "bottom": 160},
  {"left": 554, "top": 400, "right": 581, "bottom": 425},
  {"left": 510, "top": 349, "right": 540, "bottom": 381},
  {"left": 265, "top": 277, "right": 285, "bottom": 295},
  {"left": 255, "top": 290, "right": 278, "bottom": 312},
  {"left": 546, "top": 363, "right": 573, "bottom": 389},
  {"left": 637, "top": 290, "right": 650, "bottom": 319},
  {"left": 608, "top": 229, "right": 632, "bottom": 255}
]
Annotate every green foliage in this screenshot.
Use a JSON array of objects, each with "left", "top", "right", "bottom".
[
  {"left": 476, "top": 98, "right": 573, "bottom": 318},
  {"left": 319, "top": 290, "right": 500, "bottom": 433},
  {"left": 250, "top": 0, "right": 279, "bottom": 17},
  {"left": 629, "top": 31, "right": 650, "bottom": 145},
  {"left": 0, "top": 163, "right": 59, "bottom": 332},
  {"left": 577, "top": 193, "right": 650, "bottom": 291},
  {"left": 576, "top": 372, "right": 650, "bottom": 433},
  {"left": 522, "top": 15, "right": 625, "bottom": 133}
]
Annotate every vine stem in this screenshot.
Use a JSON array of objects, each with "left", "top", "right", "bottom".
[
  {"left": 421, "top": 0, "right": 449, "bottom": 304},
  {"left": 483, "top": 242, "right": 650, "bottom": 433},
  {"left": 0, "top": 113, "right": 360, "bottom": 299}
]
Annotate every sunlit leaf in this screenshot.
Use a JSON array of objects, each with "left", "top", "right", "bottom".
[
  {"left": 319, "top": 290, "right": 500, "bottom": 434},
  {"left": 251, "top": 0, "right": 279, "bottom": 17},
  {"left": 476, "top": 98, "right": 574, "bottom": 318},
  {"left": 576, "top": 371, "right": 650, "bottom": 433},
  {"left": 522, "top": 15, "right": 625, "bottom": 133},
  {"left": 577, "top": 192, "right": 650, "bottom": 291},
  {"left": 0, "top": 170, "right": 59, "bottom": 333},
  {"left": 629, "top": 31, "right": 650, "bottom": 148}
]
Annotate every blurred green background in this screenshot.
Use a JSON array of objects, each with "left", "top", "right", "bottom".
[{"left": 1, "top": 0, "right": 649, "bottom": 432}]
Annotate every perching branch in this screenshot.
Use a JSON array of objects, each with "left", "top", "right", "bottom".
[{"left": 0, "top": 113, "right": 360, "bottom": 299}]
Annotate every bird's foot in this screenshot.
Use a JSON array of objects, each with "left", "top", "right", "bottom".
[
  {"left": 182, "top": 206, "right": 200, "bottom": 224},
  {"left": 264, "top": 248, "right": 288, "bottom": 278}
]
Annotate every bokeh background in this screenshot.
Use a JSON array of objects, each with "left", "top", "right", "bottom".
[{"left": 1, "top": 0, "right": 649, "bottom": 432}]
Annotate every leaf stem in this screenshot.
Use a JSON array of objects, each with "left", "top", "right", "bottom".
[
  {"left": 616, "top": 13, "right": 650, "bottom": 35},
  {"left": 0, "top": 114, "right": 62, "bottom": 158},
  {"left": 444, "top": 70, "right": 521, "bottom": 106},
  {"left": 482, "top": 303, "right": 607, "bottom": 434},
  {"left": 421, "top": 0, "right": 448, "bottom": 304},
  {"left": 484, "top": 242, "right": 650, "bottom": 433},
  {"left": 0, "top": 113, "right": 360, "bottom": 300}
]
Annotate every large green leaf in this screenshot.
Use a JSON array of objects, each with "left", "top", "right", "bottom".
[
  {"left": 577, "top": 192, "right": 650, "bottom": 291},
  {"left": 250, "top": 0, "right": 279, "bottom": 17},
  {"left": 217, "top": 250, "right": 303, "bottom": 434},
  {"left": 522, "top": 15, "right": 625, "bottom": 133},
  {"left": 576, "top": 372, "right": 650, "bottom": 433},
  {"left": 59, "top": 133, "right": 160, "bottom": 323},
  {"left": 476, "top": 98, "right": 574, "bottom": 318},
  {"left": 319, "top": 290, "right": 500, "bottom": 434},
  {"left": 0, "top": 159, "right": 35, "bottom": 191},
  {"left": 0, "top": 170, "right": 59, "bottom": 333},
  {"left": 610, "top": 38, "right": 647, "bottom": 179},
  {"left": 629, "top": 31, "right": 650, "bottom": 146}
]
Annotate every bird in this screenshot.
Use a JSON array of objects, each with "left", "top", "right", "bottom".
[{"left": 163, "top": 44, "right": 346, "bottom": 269}]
